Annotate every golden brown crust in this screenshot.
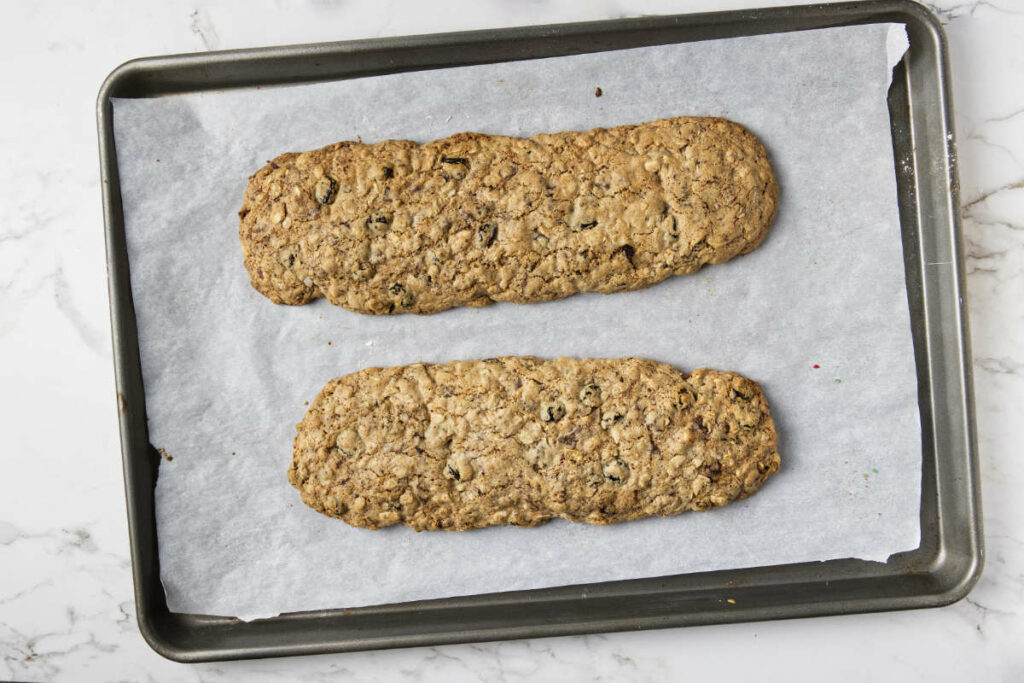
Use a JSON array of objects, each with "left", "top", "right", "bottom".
[
  {"left": 240, "top": 117, "right": 777, "bottom": 314},
  {"left": 288, "top": 357, "right": 780, "bottom": 531}
]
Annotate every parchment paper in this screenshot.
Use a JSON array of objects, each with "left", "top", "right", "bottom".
[{"left": 113, "top": 23, "right": 917, "bottom": 620}]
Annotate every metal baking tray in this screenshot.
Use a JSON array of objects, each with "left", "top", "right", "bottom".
[{"left": 97, "top": 0, "right": 981, "bottom": 662}]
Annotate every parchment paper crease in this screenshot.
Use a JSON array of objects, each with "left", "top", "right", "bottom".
[{"left": 113, "top": 23, "right": 917, "bottom": 620}]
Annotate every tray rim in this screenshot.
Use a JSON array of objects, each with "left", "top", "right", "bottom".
[{"left": 96, "top": 0, "right": 982, "bottom": 663}]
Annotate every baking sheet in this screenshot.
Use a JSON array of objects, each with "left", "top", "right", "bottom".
[{"left": 113, "top": 23, "right": 916, "bottom": 621}]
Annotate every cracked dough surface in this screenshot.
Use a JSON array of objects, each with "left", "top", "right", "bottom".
[
  {"left": 240, "top": 116, "right": 777, "bottom": 314},
  {"left": 289, "top": 357, "right": 780, "bottom": 531}
]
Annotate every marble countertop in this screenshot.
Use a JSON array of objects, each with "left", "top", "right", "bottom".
[{"left": 1, "top": 0, "right": 1020, "bottom": 680}]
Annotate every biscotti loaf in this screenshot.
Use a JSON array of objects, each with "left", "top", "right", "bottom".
[
  {"left": 240, "top": 117, "right": 777, "bottom": 314},
  {"left": 288, "top": 357, "right": 780, "bottom": 530}
]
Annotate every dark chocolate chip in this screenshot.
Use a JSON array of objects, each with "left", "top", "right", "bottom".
[
  {"left": 694, "top": 416, "right": 709, "bottom": 436},
  {"left": 614, "top": 244, "right": 635, "bottom": 265},
  {"left": 603, "top": 457, "right": 629, "bottom": 483},
  {"left": 703, "top": 460, "right": 722, "bottom": 479},
  {"left": 540, "top": 402, "right": 566, "bottom": 422},
  {"left": 387, "top": 282, "right": 415, "bottom": 307},
  {"left": 387, "top": 282, "right": 415, "bottom": 308},
  {"left": 314, "top": 176, "right": 337, "bottom": 205},
  {"left": 579, "top": 383, "right": 602, "bottom": 408},
  {"left": 365, "top": 212, "right": 393, "bottom": 237},
  {"left": 478, "top": 222, "right": 498, "bottom": 247},
  {"left": 446, "top": 464, "right": 461, "bottom": 480},
  {"left": 441, "top": 157, "right": 469, "bottom": 180},
  {"left": 600, "top": 410, "right": 624, "bottom": 429}
]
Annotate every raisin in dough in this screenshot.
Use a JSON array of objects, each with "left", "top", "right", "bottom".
[
  {"left": 288, "top": 357, "right": 780, "bottom": 530},
  {"left": 240, "top": 117, "right": 777, "bottom": 315}
]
